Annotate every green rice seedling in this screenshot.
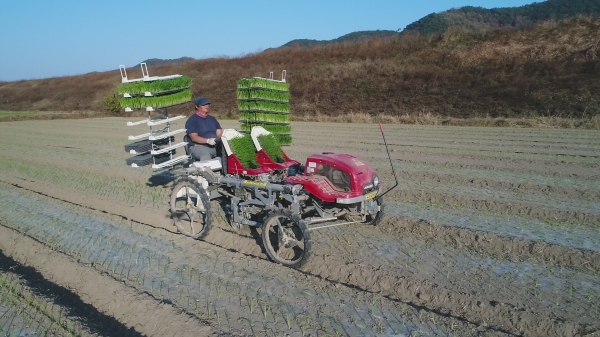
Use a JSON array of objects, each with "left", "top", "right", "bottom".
[
  {"left": 237, "top": 78, "right": 289, "bottom": 92},
  {"left": 237, "top": 89, "right": 291, "bottom": 102},
  {"left": 215, "top": 307, "right": 221, "bottom": 326},
  {"left": 258, "top": 134, "right": 284, "bottom": 162},
  {"left": 237, "top": 101, "right": 290, "bottom": 113},
  {"left": 118, "top": 76, "right": 192, "bottom": 95},
  {"left": 239, "top": 112, "right": 289, "bottom": 124},
  {"left": 257, "top": 124, "right": 291, "bottom": 134},
  {"left": 260, "top": 300, "right": 270, "bottom": 318},
  {"left": 239, "top": 317, "right": 257, "bottom": 337},
  {"left": 224, "top": 309, "right": 232, "bottom": 331},
  {"left": 135, "top": 248, "right": 144, "bottom": 264},
  {"left": 178, "top": 267, "right": 185, "bottom": 283},
  {"left": 296, "top": 313, "right": 311, "bottom": 335},
  {"left": 238, "top": 112, "right": 257, "bottom": 122},
  {"left": 120, "top": 89, "right": 192, "bottom": 109},
  {"left": 188, "top": 268, "right": 195, "bottom": 283},
  {"left": 258, "top": 112, "right": 289, "bottom": 124},
  {"left": 228, "top": 134, "right": 258, "bottom": 168},
  {"left": 275, "top": 133, "right": 292, "bottom": 145},
  {"left": 159, "top": 280, "right": 166, "bottom": 298}
]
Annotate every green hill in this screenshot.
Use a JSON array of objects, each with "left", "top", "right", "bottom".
[
  {"left": 136, "top": 57, "right": 195, "bottom": 67},
  {"left": 281, "top": 30, "right": 398, "bottom": 47},
  {"left": 279, "top": 0, "right": 600, "bottom": 48},
  {"left": 403, "top": 0, "right": 600, "bottom": 35}
]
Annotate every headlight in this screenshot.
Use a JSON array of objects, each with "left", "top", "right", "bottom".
[{"left": 373, "top": 175, "right": 379, "bottom": 187}]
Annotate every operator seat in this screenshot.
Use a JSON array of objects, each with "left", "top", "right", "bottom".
[
  {"left": 184, "top": 134, "right": 224, "bottom": 173},
  {"left": 183, "top": 134, "right": 191, "bottom": 156}
]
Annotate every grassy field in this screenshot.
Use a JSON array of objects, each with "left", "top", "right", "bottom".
[
  {"left": 0, "top": 110, "right": 85, "bottom": 121},
  {"left": 0, "top": 117, "right": 598, "bottom": 337}
]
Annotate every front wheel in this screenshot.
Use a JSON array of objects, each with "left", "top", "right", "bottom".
[
  {"left": 261, "top": 209, "right": 312, "bottom": 269},
  {"left": 170, "top": 177, "right": 212, "bottom": 239}
]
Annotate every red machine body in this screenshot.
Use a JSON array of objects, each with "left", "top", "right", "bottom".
[
  {"left": 256, "top": 149, "right": 301, "bottom": 171},
  {"left": 227, "top": 153, "right": 273, "bottom": 176},
  {"left": 286, "top": 152, "right": 380, "bottom": 203}
]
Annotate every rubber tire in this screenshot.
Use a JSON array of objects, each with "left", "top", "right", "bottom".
[
  {"left": 261, "top": 209, "right": 312, "bottom": 269},
  {"left": 170, "top": 177, "right": 212, "bottom": 240},
  {"left": 366, "top": 197, "right": 384, "bottom": 226}
]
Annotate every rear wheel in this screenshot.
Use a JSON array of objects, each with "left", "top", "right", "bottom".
[
  {"left": 170, "top": 177, "right": 212, "bottom": 239},
  {"left": 261, "top": 209, "right": 312, "bottom": 269},
  {"left": 365, "top": 197, "right": 384, "bottom": 226}
]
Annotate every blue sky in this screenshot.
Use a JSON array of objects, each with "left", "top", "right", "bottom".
[{"left": 0, "top": 0, "right": 539, "bottom": 82}]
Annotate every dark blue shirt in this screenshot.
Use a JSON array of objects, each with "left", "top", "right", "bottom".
[{"left": 185, "top": 114, "right": 222, "bottom": 146}]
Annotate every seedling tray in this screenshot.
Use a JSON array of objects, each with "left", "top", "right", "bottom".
[
  {"left": 124, "top": 136, "right": 175, "bottom": 153},
  {"left": 126, "top": 150, "right": 176, "bottom": 167}
]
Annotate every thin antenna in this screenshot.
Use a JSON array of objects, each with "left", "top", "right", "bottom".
[{"left": 376, "top": 123, "right": 398, "bottom": 200}]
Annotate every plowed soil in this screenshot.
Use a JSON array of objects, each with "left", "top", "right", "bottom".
[{"left": 0, "top": 118, "right": 598, "bottom": 337}]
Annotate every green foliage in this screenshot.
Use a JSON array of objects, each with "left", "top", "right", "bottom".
[
  {"left": 120, "top": 89, "right": 192, "bottom": 109},
  {"left": 240, "top": 123, "right": 291, "bottom": 134},
  {"left": 404, "top": 13, "right": 450, "bottom": 35},
  {"left": 258, "top": 134, "right": 284, "bottom": 161},
  {"left": 237, "top": 76, "right": 292, "bottom": 145},
  {"left": 228, "top": 134, "right": 258, "bottom": 168},
  {"left": 276, "top": 134, "right": 292, "bottom": 145},
  {"left": 239, "top": 112, "right": 289, "bottom": 124},
  {"left": 237, "top": 101, "right": 290, "bottom": 113},
  {"left": 237, "top": 88, "right": 291, "bottom": 102},
  {"left": 237, "top": 78, "right": 289, "bottom": 91},
  {"left": 282, "top": 30, "right": 399, "bottom": 47},
  {"left": 138, "top": 57, "right": 195, "bottom": 67},
  {"left": 117, "top": 76, "right": 192, "bottom": 95},
  {"left": 402, "top": 0, "right": 600, "bottom": 35},
  {"left": 103, "top": 90, "right": 122, "bottom": 113}
]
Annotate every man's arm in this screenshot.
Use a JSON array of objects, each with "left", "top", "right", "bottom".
[
  {"left": 216, "top": 129, "right": 223, "bottom": 138},
  {"left": 189, "top": 133, "right": 211, "bottom": 144}
]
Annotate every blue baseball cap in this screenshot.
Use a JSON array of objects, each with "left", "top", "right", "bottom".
[{"left": 194, "top": 97, "right": 210, "bottom": 106}]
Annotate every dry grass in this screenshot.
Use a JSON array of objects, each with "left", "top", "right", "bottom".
[
  {"left": 288, "top": 112, "right": 600, "bottom": 129},
  {"left": 0, "top": 17, "right": 598, "bottom": 121}
]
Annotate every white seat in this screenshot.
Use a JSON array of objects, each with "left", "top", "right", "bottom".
[{"left": 191, "top": 158, "right": 222, "bottom": 171}]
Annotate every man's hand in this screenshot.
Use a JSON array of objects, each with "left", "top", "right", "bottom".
[{"left": 206, "top": 138, "right": 216, "bottom": 146}]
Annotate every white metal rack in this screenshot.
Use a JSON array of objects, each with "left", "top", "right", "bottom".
[
  {"left": 120, "top": 63, "right": 191, "bottom": 169},
  {"left": 119, "top": 63, "right": 182, "bottom": 84},
  {"left": 128, "top": 132, "right": 152, "bottom": 141},
  {"left": 148, "top": 128, "right": 186, "bottom": 141},
  {"left": 147, "top": 115, "right": 185, "bottom": 126},
  {"left": 125, "top": 111, "right": 189, "bottom": 169}
]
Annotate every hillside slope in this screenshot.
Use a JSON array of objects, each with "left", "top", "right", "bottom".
[
  {"left": 282, "top": 30, "right": 398, "bottom": 47},
  {"left": 403, "top": 0, "right": 600, "bottom": 35},
  {"left": 279, "top": 0, "right": 599, "bottom": 49},
  {"left": 0, "top": 17, "right": 598, "bottom": 119}
]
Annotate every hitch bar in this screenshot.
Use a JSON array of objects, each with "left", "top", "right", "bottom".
[{"left": 307, "top": 220, "right": 362, "bottom": 231}]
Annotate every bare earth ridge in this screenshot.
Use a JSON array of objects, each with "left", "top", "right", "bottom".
[{"left": 0, "top": 118, "right": 598, "bottom": 337}]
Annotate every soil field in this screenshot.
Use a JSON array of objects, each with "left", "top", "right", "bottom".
[{"left": 0, "top": 117, "right": 598, "bottom": 337}]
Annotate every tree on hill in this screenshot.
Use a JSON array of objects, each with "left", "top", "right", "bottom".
[
  {"left": 402, "top": 0, "right": 600, "bottom": 35},
  {"left": 282, "top": 30, "right": 398, "bottom": 47},
  {"left": 136, "top": 57, "right": 195, "bottom": 67}
]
